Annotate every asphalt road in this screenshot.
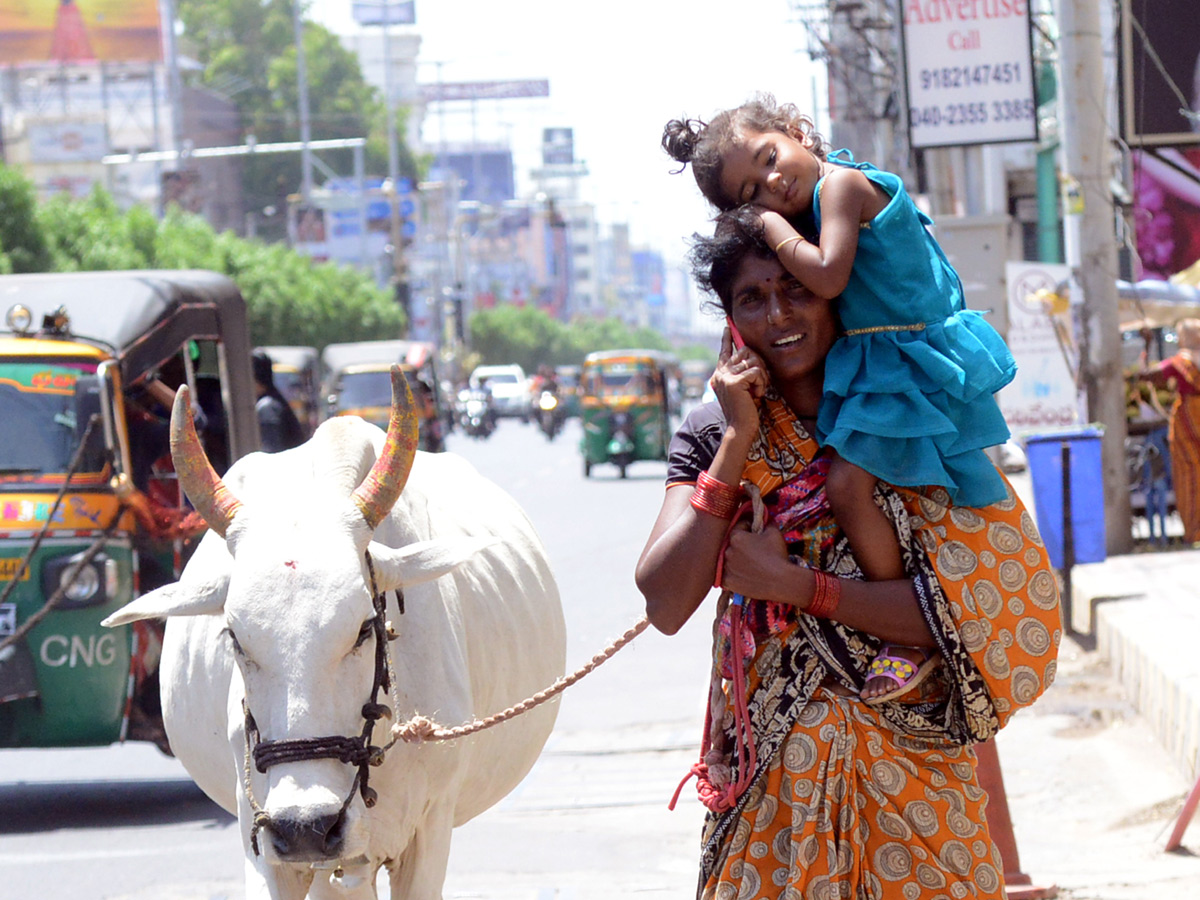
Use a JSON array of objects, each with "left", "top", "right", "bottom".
[{"left": 2, "top": 417, "right": 1200, "bottom": 899}]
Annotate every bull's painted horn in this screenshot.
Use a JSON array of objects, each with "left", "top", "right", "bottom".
[
  {"left": 351, "top": 365, "right": 419, "bottom": 530},
  {"left": 169, "top": 384, "right": 243, "bottom": 538}
]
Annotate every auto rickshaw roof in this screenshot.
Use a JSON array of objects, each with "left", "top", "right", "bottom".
[
  {"left": 0, "top": 270, "right": 259, "bottom": 461},
  {"left": 0, "top": 335, "right": 110, "bottom": 362},
  {"left": 582, "top": 348, "right": 679, "bottom": 368},
  {"left": 0, "top": 270, "right": 252, "bottom": 385},
  {"left": 321, "top": 339, "right": 435, "bottom": 374}
]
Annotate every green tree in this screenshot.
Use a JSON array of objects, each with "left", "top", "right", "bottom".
[
  {"left": 0, "top": 165, "right": 51, "bottom": 272},
  {"left": 8, "top": 168, "right": 404, "bottom": 349},
  {"left": 175, "top": 0, "right": 420, "bottom": 240},
  {"left": 468, "top": 305, "right": 675, "bottom": 369}
]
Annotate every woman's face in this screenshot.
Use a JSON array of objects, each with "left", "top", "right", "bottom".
[{"left": 728, "top": 253, "right": 838, "bottom": 388}]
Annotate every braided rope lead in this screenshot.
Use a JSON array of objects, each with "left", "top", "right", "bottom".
[{"left": 391, "top": 615, "right": 651, "bottom": 744}]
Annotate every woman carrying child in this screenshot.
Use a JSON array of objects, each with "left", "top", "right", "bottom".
[
  {"left": 636, "top": 209, "right": 1059, "bottom": 899},
  {"left": 662, "top": 93, "right": 1017, "bottom": 701}
]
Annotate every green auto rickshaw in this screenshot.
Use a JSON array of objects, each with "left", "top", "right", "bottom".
[
  {"left": 579, "top": 349, "right": 677, "bottom": 479},
  {"left": 0, "top": 270, "right": 259, "bottom": 752}
]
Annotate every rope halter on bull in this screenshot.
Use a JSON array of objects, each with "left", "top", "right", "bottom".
[{"left": 170, "top": 366, "right": 419, "bottom": 857}]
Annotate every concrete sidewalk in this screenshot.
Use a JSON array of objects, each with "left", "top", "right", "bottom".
[
  {"left": 1069, "top": 549, "right": 1200, "bottom": 783},
  {"left": 1006, "top": 463, "right": 1200, "bottom": 784}
]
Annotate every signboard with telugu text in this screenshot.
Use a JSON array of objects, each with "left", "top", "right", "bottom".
[
  {"left": 900, "top": 0, "right": 1037, "bottom": 148},
  {"left": 999, "top": 261, "right": 1083, "bottom": 432}
]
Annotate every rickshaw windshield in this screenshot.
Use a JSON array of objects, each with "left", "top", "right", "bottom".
[
  {"left": 336, "top": 369, "right": 397, "bottom": 409},
  {"left": 587, "top": 362, "right": 657, "bottom": 399},
  {"left": 0, "top": 360, "right": 107, "bottom": 480},
  {"left": 273, "top": 369, "right": 308, "bottom": 405}
]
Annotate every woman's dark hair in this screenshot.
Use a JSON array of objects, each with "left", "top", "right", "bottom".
[
  {"left": 688, "top": 207, "right": 776, "bottom": 317},
  {"left": 662, "top": 93, "right": 827, "bottom": 211}
]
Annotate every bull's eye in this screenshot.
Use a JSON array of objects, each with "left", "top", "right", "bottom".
[
  {"left": 354, "top": 618, "right": 377, "bottom": 650},
  {"left": 221, "top": 627, "right": 244, "bottom": 656}
]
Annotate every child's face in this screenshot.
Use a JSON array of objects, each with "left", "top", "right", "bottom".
[{"left": 718, "top": 128, "right": 821, "bottom": 218}]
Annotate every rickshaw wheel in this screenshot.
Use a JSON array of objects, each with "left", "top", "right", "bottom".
[
  {"left": 619, "top": 463, "right": 628, "bottom": 479},
  {"left": 583, "top": 458, "right": 592, "bottom": 478}
]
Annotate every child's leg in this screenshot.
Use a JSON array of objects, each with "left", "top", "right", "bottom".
[
  {"left": 825, "top": 453, "right": 905, "bottom": 581},
  {"left": 825, "top": 453, "right": 926, "bottom": 702}
]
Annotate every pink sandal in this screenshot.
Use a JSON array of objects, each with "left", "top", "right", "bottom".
[{"left": 862, "top": 646, "right": 942, "bottom": 706}]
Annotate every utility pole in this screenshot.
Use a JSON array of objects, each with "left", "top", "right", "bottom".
[
  {"left": 1057, "top": 0, "right": 1131, "bottom": 554},
  {"left": 291, "top": 0, "right": 313, "bottom": 201}
]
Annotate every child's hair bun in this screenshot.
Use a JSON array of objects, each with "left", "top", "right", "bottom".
[{"left": 662, "top": 117, "right": 704, "bottom": 164}]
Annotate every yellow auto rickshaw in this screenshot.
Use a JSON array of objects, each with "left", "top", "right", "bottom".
[
  {"left": 579, "top": 349, "right": 677, "bottom": 478},
  {"left": 0, "top": 270, "right": 259, "bottom": 752},
  {"left": 321, "top": 339, "right": 446, "bottom": 452}
]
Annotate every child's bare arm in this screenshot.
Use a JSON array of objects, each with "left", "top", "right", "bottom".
[{"left": 759, "top": 168, "right": 881, "bottom": 299}]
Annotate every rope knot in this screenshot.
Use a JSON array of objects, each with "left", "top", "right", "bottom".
[{"left": 392, "top": 715, "right": 440, "bottom": 744}]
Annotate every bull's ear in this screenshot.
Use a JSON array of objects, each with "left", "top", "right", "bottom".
[
  {"left": 102, "top": 576, "right": 229, "bottom": 627},
  {"left": 368, "top": 536, "right": 498, "bottom": 590}
]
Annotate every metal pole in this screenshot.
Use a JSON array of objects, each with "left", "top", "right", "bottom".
[
  {"left": 355, "top": 143, "right": 368, "bottom": 268},
  {"left": 291, "top": 0, "right": 313, "bottom": 201},
  {"left": 381, "top": 1, "right": 407, "bottom": 308},
  {"left": 1060, "top": 442, "right": 1075, "bottom": 633},
  {"left": 160, "top": 0, "right": 184, "bottom": 154},
  {"left": 1057, "top": 0, "right": 1131, "bottom": 554}
]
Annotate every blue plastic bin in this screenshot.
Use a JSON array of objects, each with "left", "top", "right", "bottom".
[{"left": 1023, "top": 426, "right": 1106, "bottom": 568}]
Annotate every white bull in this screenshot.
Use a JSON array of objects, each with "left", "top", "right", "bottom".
[{"left": 105, "top": 368, "right": 566, "bottom": 899}]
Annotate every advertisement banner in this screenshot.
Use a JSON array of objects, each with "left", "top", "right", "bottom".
[
  {"left": 901, "top": 0, "right": 1037, "bottom": 149},
  {"left": 1000, "top": 261, "right": 1083, "bottom": 432},
  {"left": 0, "top": 0, "right": 162, "bottom": 64},
  {"left": 542, "top": 127, "right": 574, "bottom": 166},
  {"left": 27, "top": 121, "right": 107, "bottom": 162},
  {"left": 352, "top": 1, "right": 416, "bottom": 26}
]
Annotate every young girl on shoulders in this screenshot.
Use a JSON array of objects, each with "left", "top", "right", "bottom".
[{"left": 663, "top": 93, "right": 1016, "bottom": 702}]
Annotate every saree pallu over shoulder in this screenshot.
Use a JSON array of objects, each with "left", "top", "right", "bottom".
[
  {"left": 896, "top": 480, "right": 1062, "bottom": 734},
  {"left": 741, "top": 389, "right": 1062, "bottom": 739}
]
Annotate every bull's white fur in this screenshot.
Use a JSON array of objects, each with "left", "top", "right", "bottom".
[{"left": 106, "top": 416, "right": 567, "bottom": 899}]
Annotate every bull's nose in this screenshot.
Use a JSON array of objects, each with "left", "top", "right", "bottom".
[{"left": 269, "top": 810, "right": 347, "bottom": 861}]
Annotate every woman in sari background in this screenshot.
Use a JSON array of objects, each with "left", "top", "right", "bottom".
[
  {"left": 1132, "top": 317, "right": 1200, "bottom": 543},
  {"left": 636, "top": 210, "right": 1061, "bottom": 899}
]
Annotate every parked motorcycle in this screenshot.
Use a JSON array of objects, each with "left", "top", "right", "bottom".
[
  {"left": 537, "top": 389, "right": 564, "bottom": 441},
  {"left": 457, "top": 386, "right": 496, "bottom": 439}
]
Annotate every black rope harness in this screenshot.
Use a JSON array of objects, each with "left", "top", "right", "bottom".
[{"left": 243, "top": 550, "right": 402, "bottom": 856}]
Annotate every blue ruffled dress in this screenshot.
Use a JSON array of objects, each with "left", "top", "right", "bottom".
[{"left": 813, "top": 151, "right": 1017, "bottom": 507}]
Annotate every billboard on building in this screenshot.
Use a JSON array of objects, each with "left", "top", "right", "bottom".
[
  {"left": 0, "top": 0, "right": 162, "bottom": 64},
  {"left": 352, "top": 1, "right": 415, "bottom": 26},
  {"left": 1119, "top": 0, "right": 1200, "bottom": 148},
  {"left": 433, "top": 149, "right": 515, "bottom": 208},
  {"left": 27, "top": 121, "right": 107, "bottom": 162},
  {"left": 542, "top": 128, "right": 574, "bottom": 166},
  {"left": 900, "top": 0, "right": 1037, "bottom": 149}
]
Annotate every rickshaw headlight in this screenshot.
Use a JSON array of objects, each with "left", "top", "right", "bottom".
[
  {"left": 61, "top": 561, "right": 100, "bottom": 602},
  {"left": 6, "top": 304, "right": 33, "bottom": 334},
  {"left": 41, "top": 553, "right": 109, "bottom": 608}
]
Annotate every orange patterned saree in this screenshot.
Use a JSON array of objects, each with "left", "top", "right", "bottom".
[{"left": 697, "top": 390, "right": 1061, "bottom": 900}]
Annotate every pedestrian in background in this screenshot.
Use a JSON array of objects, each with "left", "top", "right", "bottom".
[
  {"left": 1131, "top": 318, "right": 1200, "bottom": 543},
  {"left": 252, "top": 350, "right": 307, "bottom": 453}
]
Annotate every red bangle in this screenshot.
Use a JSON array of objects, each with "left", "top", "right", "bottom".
[
  {"left": 806, "top": 570, "right": 841, "bottom": 618},
  {"left": 690, "top": 470, "right": 743, "bottom": 520}
]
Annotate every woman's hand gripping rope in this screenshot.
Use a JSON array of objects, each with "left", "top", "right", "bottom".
[{"left": 669, "top": 484, "right": 765, "bottom": 813}]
